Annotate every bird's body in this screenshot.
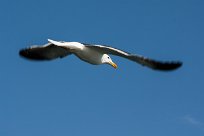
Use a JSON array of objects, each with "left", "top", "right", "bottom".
[
  {"left": 47, "top": 39, "right": 107, "bottom": 65},
  {"left": 76, "top": 48, "right": 104, "bottom": 65},
  {"left": 19, "top": 39, "right": 182, "bottom": 71}
]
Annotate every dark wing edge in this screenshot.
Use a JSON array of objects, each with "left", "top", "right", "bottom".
[
  {"left": 19, "top": 43, "right": 72, "bottom": 61},
  {"left": 127, "top": 54, "right": 182, "bottom": 71},
  {"left": 86, "top": 45, "right": 182, "bottom": 71}
]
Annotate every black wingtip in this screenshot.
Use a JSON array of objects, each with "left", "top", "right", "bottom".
[
  {"left": 19, "top": 49, "right": 28, "bottom": 58},
  {"left": 19, "top": 48, "right": 47, "bottom": 61},
  {"left": 153, "top": 61, "right": 183, "bottom": 71},
  {"left": 174, "top": 61, "right": 183, "bottom": 69},
  {"left": 19, "top": 48, "right": 34, "bottom": 60},
  {"left": 19, "top": 49, "right": 26, "bottom": 58}
]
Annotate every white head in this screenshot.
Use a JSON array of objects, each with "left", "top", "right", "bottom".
[{"left": 101, "top": 54, "right": 117, "bottom": 69}]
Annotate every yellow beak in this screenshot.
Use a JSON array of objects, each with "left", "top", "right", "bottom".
[{"left": 109, "top": 62, "right": 118, "bottom": 69}]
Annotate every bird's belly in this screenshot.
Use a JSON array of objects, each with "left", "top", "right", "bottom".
[{"left": 75, "top": 49, "right": 102, "bottom": 65}]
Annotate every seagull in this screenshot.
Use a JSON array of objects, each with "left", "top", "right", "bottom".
[{"left": 19, "top": 39, "right": 182, "bottom": 71}]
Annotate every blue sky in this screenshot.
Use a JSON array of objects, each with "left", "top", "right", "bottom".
[{"left": 0, "top": 0, "right": 204, "bottom": 136}]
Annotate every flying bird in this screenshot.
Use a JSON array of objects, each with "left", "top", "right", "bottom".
[{"left": 19, "top": 39, "right": 182, "bottom": 71}]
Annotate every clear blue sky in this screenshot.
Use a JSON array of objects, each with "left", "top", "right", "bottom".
[{"left": 0, "top": 0, "right": 204, "bottom": 136}]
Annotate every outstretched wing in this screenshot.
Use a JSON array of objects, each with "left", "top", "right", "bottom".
[
  {"left": 85, "top": 44, "right": 182, "bottom": 71},
  {"left": 19, "top": 43, "right": 72, "bottom": 60}
]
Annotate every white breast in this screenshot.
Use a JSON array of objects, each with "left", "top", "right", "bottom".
[{"left": 74, "top": 47, "right": 103, "bottom": 65}]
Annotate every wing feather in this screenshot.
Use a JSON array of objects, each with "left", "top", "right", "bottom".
[
  {"left": 85, "top": 45, "right": 182, "bottom": 71},
  {"left": 19, "top": 43, "right": 72, "bottom": 60}
]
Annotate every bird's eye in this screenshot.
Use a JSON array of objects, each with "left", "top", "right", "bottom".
[{"left": 107, "top": 56, "right": 110, "bottom": 59}]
